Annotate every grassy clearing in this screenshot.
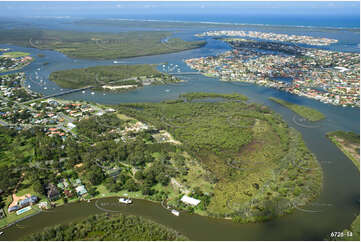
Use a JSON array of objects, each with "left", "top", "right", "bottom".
[
  {"left": 1, "top": 51, "right": 30, "bottom": 58},
  {"left": 269, "top": 97, "right": 325, "bottom": 121}
]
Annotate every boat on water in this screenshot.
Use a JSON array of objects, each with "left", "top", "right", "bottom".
[
  {"left": 91, "top": 92, "right": 95, "bottom": 95},
  {"left": 0, "top": 231, "right": 3, "bottom": 236},
  {"left": 171, "top": 209, "right": 180, "bottom": 216},
  {"left": 119, "top": 197, "right": 132, "bottom": 204},
  {"left": 82, "top": 91, "right": 85, "bottom": 94},
  {"left": 113, "top": 61, "right": 119, "bottom": 64},
  {"left": 44, "top": 87, "right": 47, "bottom": 90}
]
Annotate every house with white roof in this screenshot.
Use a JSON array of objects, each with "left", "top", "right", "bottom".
[{"left": 180, "top": 195, "right": 201, "bottom": 206}]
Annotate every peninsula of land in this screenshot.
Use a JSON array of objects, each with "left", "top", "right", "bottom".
[
  {"left": 49, "top": 64, "right": 182, "bottom": 90},
  {"left": 327, "top": 131, "right": 360, "bottom": 170},
  {"left": 269, "top": 97, "right": 325, "bottom": 122},
  {"left": 0, "top": 28, "right": 206, "bottom": 60},
  {"left": 0, "top": 50, "right": 33, "bottom": 73},
  {"left": 186, "top": 37, "right": 360, "bottom": 107},
  {"left": 0, "top": 89, "right": 323, "bottom": 229}
]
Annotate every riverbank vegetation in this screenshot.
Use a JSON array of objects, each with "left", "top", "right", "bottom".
[
  {"left": 326, "top": 131, "right": 360, "bottom": 170},
  {"left": 0, "top": 93, "right": 322, "bottom": 227},
  {"left": 117, "top": 93, "right": 322, "bottom": 222},
  {"left": 0, "top": 28, "right": 206, "bottom": 60},
  {"left": 325, "top": 131, "right": 359, "bottom": 241},
  {"left": 340, "top": 215, "right": 360, "bottom": 241},
  {"left": 49, "top": 64, "right": 181, "bottom": 89},
  {"left": 24, "top": 213, "right": 188, "bottom": 240},
  {"left": 269, "top": 97, "right": 325, "bottom": 121}
]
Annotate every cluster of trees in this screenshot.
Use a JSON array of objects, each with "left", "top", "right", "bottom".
[
  {"left": 179, "top": 92, "right": 248, "bottom": 102},
  {"left": 75, "top": 113, "right": 126, "bottom": 141},
  {"left": 117, "top": 101, "right": 256, "bottom": 159},
  {"left": 74, "top": 113, "right": 185, "bottom": 197},
  {"left": 25, "top": 213, "right": 188, "bottom": 241},
  {"left": 116, "top": 94, "right": 323, "bottom": 222}
]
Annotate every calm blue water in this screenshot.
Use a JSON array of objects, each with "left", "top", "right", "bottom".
[{"left": 0, "top": 1, "right": 359, "bottom": 28}]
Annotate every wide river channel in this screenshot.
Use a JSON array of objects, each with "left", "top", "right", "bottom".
[{"left": 0, "top": 23, "right": 359, "bottom": 240}]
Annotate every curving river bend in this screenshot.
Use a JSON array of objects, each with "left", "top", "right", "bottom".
[{"left": 0, "top": 24, "right": 359, "bottom": 240}]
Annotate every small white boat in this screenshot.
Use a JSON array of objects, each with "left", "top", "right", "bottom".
[
  {"left": 27, "top": 85, "right": 31, "bottom": 88},
  {"left": 82, "top": 91, "right": 85, "bottom": 94},
  {"left": 44, "top": 87, "right": 47, "bottom": 90},
  {"left": 91, "top": 92, "right": 95, "bottom": 95},
  {"left": 113, "top": 61, "right": 119, "bottom": 64},
  {"left": 171, "top": 209, "right": 180, "bottom": 216},
  {"left": 119, "top": 198, "right": 132, "bottom": 204},
  {"left": 165, "top": 89, "right": 170, "bottom": 92},
  {"left": 0, "top": 231, "right": 3, "bottom": 236}
]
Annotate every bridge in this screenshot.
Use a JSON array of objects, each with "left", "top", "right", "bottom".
[{"left": 22, "top": 86, "right": 94, "bottom": 104}]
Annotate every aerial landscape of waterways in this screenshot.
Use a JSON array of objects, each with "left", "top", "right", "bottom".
[{"left": 0, "top": 19, "right": 359, "bottom": 240}]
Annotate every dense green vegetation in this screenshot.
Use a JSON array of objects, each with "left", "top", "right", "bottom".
[
  {"left": 327, "top": 131, "right": 360, "bottom": 170},
  {"left": 0, "top": 28, "right": 206, "bottom": 60},
  {"left": 49, "top": 64, "right": 179, "bottom": 89},
  {"left": 25, "top": 213, "right": 188, "bottom": 240},
  {"left": 117, "top": 95, "right": 322, "bottom": 222},
  {"left": 269, "top": 97, "right": 325, "bottom": 121},
  {"left": 179, "top": 92, "right": 248, "bottom": 102},
  {"left": 0, "top": 127, "right": 34, "bottom": 196},
  {"left": 0, "top": 94, "right": 322, "bottom": 225}
]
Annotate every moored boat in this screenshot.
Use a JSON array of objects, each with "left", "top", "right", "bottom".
[
  {"left": 171, "top": 209, "right": 180, "bottom": 216},
  {"left": 119, "top": 197, "right": 132, "bottom": 204}
]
